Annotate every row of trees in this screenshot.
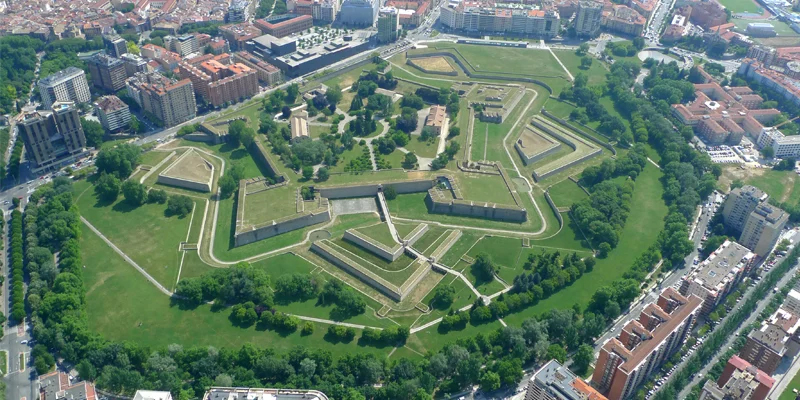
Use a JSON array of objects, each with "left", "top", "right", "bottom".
[
  {"left": 0, "top": 36, "right": 44, "bottom": 114},
  {"left": 9, "top": 209, "right": 23, "bottom": 322}
]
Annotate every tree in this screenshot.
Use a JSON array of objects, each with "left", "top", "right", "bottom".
[
  {"left": 432, "top": 284, "right": 455, "bottom": 307},
  {"left": 480, "top": 371, "right": 501, "bottom": 392},
  {"left": 96, "top": 143, "right": 141, "bottom": 178},
  {"left": 572, "top": 344, "right": 594, "bottom": 375},
  {"left": 228, "top": 120, "right": 255, "bottom": 148},
  {"left": 403, "top": 152, "right": 418, "bottom": 169},
  {"left": 317, "top": 167, "right": 329, "bottom": 181},
  {"left": 220, "top": 175, "right": 237, "bottom": 199},
  {"left": 761, "top": 146, "right": 774, "bottom": 159},
  {"left": 122, "top": 180, "right": 147, "bottom": 206},
  {"left": 148, "top": 189, "right": 168, "bottom": 204},
  {"left": 302, "top": 166, "right": 314, "bottom": 180},
  {"left": 167, "top": 195, "right": 194, "bottom": 217},
  {"left": 576, "top": 43, "right": 590, "bottom": 56},
  {"left": 580, "top": 56, "right": 593, "bottom": 69},
  {"left": 81, "top": 117, "right": 105, "bottom": 147},
  {"left": 326, "top": 84, "right": 343, "bottom": 105},
  {"left": 598, "top": 242, "right": 612, "bottom": 258},
  {"left": 127, "top": 41, "right": 140, "bottom": 55},
  {"left": 383, "top": 185, "right": 397, "bottom": 200},
  {"left": 448, "top": 126, "right": 460, "bottom": 137},
  {"left": 94, "top": 173, "right": 121, "bottom": 202},
  {"left": 128, "top": 115, "right": 144, "bottom": 134},
  {"left": 286, "top": 83, "right": 300, "bottom": 104},
  {"left": 301, "top": 322, "right": 314, "bottom": 335},
  {"left": 472, "top": 253, "right": 497, "bottom": 281},
  {"left": 282, "top": 106, "right": 292, "bottom": 119}
]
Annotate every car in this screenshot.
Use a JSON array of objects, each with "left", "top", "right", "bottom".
[{"left": 20, "top": 340, "right": 28, "bottom": 344}]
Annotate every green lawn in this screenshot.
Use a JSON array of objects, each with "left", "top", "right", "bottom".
[
  {"left": 0, "top": 351, "right": 6, "bottom": 374},
  {"left": 719, "top": 0, "right": 761, "bottom": 14},
  {"left": 439, "top": 232, "right": 483, "bottom": 267},
  {"left": 329, "top": 143, "right": 367, "bottom": 173},
  {"left": 779, "top": 368, "right": 800, "bottom": 400},
  {"left": 412, "top": 275, "right": 478, "bottom": 328},
  {"left": 76, "top": 182, "right": 194, "bottom": 290},
  {"left": 353, "top": 223, "right": 398, "bottom": 248},
  {"left": 727, "top": 168, "right": 800, "bottom": 206},
  {"left": 329, "top": 238, "right": 420, "bottom": 285},
  {"left": 403, "top": 136, "right": 439, "bottom": 159},
  {"left": 733, "top": 19, "right": 798, "bottom": 36},
  {"left": 242, "top": 184, "right": 298, "bottom": 226},
  {"left": 81, "top": 224, "right": 391, "bottom": 358},
  {"left": 411, "top": 227, "right": 448, "bottom": 253},
  {"left": 548, "top": 179, "right": 588, "bottom": 208},
  {"left": 543, "top": 99, "right": 576, "bottom": 120},
  {"left": 394, "top": 222, "right": 420, "bottom": 240},
  {"left": 433, "top": 43, "right": 567, "bottom": 79},
  {"left": 552, "top": 50, "right": 608, "bottom": 86},
  {"left": 458, "top": 173, "right": 516, "bottom": 205}
]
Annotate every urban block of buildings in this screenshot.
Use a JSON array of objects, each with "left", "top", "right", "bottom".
[
  {"left": 165, "top": 34, "right": 200, "bottom": 57},
  {"left": 740, "top": 307, "right": 800, "bottom": 374},
  {"left": 255, "top": 14, "right": 314, "bottom": 38},
  {"left": 574, "top": 0, "right": 603, "bottom": 37},
  {"left": 39, "top": 372, "right": 96, "bottom": 400},
  {"left": 252, "top": 31, "right": 373, "bottom": 77},
  {"left": 126, "top": 72, "right": 197, "bottom": 128},
  {"left": 38, "top": 67, "right": 91, "bottom": 110},
  {"left": 227, "top": 0, "right": 256, "bottom": 22},
  {"left": 679, "top": 239, "right": 755, "bottom": 315},
  {"left": 232, "top": 51, "right": 283, "bottom": 86},
  {"left": 439, "top": 1, "right": 561, "bottom": 39},
  {"left": 288, "top": 0, "right": 341, "bottom": 23},
  {"left": 591, "top": 288, "right": 703, "bottom": 400},
  {"left": 722, "top": 185, "right": 788, "bottom": 257},
  {"left": 103, "top": 33, "right": 128, "bottom": 58},
  {"left": 95, "top": 95, "right": 132, "bottom": 132},
  {"left": 526, "top": 360, "right": 608, "bottom": 400},
  {"left": 699, "top": 355, "right": 774, "bottom": 400},
  {"left": 220, "top": 22, "right": 264, "bottom": 50},
  {"left": 671, "top": 82, "right": 781, "bottom": 146},
  {"left": 178, "top": 53, "right": 259, "bottom": 108}
]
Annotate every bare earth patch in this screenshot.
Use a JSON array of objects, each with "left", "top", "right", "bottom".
[{"left": 411, "top": 56, "right": 456, "bottom": 73}]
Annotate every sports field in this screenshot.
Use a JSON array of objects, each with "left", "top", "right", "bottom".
[
  {"left": 718, "top": 0, "right": 760, "bottom": 14},
  {"left": 722, "top": 167, "right": 800, "bottom": 207}
]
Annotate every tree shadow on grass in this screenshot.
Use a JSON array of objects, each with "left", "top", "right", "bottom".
[
  {"left": 168, "top": 296, "right": 202, "bottom": 311},
  {"left": 111, "top": 199, "right": 141, "bottom": 213}
]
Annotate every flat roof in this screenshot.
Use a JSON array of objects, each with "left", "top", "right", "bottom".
[{"left": 687, "top": 240, "right": 753, "bottom": 292}]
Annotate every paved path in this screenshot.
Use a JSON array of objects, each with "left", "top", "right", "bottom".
[{"left": 548, "top": 46, "right": 574, "bottom": 82}]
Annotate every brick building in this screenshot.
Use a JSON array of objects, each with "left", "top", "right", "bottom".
[
  {"left": 254, "top": 14, "right": 313, "bottom": 38},
  {"left": 178, "top": 53, "right": 259, "bottom": 107}
]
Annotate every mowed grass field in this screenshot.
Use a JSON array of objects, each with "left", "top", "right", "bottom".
[
  {"left": 551, "top": 50, "right": 609, "bottom": 86},
  {"left": 719, "top": 0, "right": 760, "bottom": 14},
  {"left": 74, "top": 180, "right": 195, "bottom": 290},
  {"left": 458, "top": 173, "right": 516, "bottom": 205},
  {"left": 548, "top": 179, "right": 588, "bottom": 208},
  {"left": 411, "top": 56, "right": 456, "bottom": 73},
  {"left": 434, "top": 43, "right": 567, "bottom": 78},
  {"left": 81, "top": 225, "right": 392, "bottom": 358},
  {"left": 723, "top": 167, "right": 800, "bottom": 207}
]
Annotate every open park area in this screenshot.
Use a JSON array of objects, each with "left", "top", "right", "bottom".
[{"left": 69, "top": 39, "right": 671, "bottom": 364}]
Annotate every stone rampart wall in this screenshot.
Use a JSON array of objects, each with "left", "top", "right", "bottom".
[
  {"left": 426, "top": 193, "right": 527, "bottom": 222},
  {"left": 318, "top": 179, "right": 434, "bottom": 199},
  {"left": 234, "top": 209, "right": 331, "bottom": 247},
  {"left": 404, "top": 223, "right": 429, "bottom": 246},
  {"left": 157, "top": 175, "right": 213, "bottom": 192},
  {"left": 343, "top": 230, "right": 403, "bottom": 262},
  {"left": 311, "top": 241, "right": 403, "bottom": 301}
]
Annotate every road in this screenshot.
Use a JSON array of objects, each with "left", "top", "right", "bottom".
[{"left": 592, "top": 196, "right": 714, "bottom": 356}]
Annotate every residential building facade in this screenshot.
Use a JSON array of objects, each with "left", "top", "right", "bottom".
[
  {"left": 88, "top": 53, "right": 127, "bottom": 92},
  {"left": 679, "top": 240, "right": 755, "bottom": 315},
  {"left": 740, "top": 203, "right": 788, "bottom": 257},
  {"left": 18, "top": 102, "right": 87, "bottom": 170},
  {"left": 699, "top": 356, "right": 774, "bottom": 400},
  {"left": 591, "top": 288, "right": 703, "bottom": 400},
  {"left": 575, "top": 0, "right": 603, "bottom": 37},
  {"left": 439, "top": 1, "right": 560, "bottom": 38},
  {"left": 178, "top": 54, "right": 259, "bottom": 107},
  {"left": 103, "top": 33, "right": 128, "bottom": 58},
  {"left": 165, "top": 34, "right": 200, "bottom": 56},
  {"left": 38, "top": 67, "right": 91, "bottom": 109},
  {"left": 722, "top": 185, "right": 767, "bottom": 233},
  {"left": 378, "top": 7, "right": 400, "bottom": 43},
  {"left": 233, "top": 51, "right": 282, "bottom": 86},
  {"left": 126, "top": 72, "right": 197, "bottom": 127},
  {"left": 526, "top": 360, "right": 608, "bottom": 400},
  {"left": 95, "top": 95, "right": 131, "bottom": 132},
  {"left": 339, "top": 0, "right": 378, "bottom": 26},
  {"left": 254, "top": 14, "right": 313, "bottom": 37}
]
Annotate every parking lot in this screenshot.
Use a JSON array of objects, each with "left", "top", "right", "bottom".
[{"left": 705, "top": 145, "right": 744, "bottom": 163}]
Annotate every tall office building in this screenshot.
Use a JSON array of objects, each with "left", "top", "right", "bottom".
[
  {"left": 740, "top": 203, "right": 788, "bottom": 257},
  {"left": 18, "top": 102, "right": 87, "bottom": 170},
  {"left": 526, "top": 360, "right": 608, "bottom": 400},
  {"left": 103, "top": 34, "right": 128, "bottom": 58},
  {"left": 125, "top": 72, "right": 197, "bottom": 128},
  {"left": 339, "top": 0, "right": 378, "bottom": 26},
  {"left": 377, "top": 7, "right": 399, "bottom": 43},
  {"left": 592, "top": 288, "right": 703, "bottom": 400},
  {"left": 722, "top": 185, "right": 767, "bottom": 233},
  {"left": 38, "top": 67, "right": 91, "bottom": 109},
  {"left": 87, "top": 53, "right": 127, "bottom": 92},
  {"left": 575, "top": 0, "right": 603, "bottom": 37}
]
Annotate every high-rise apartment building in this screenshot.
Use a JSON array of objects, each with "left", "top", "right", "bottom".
[
  {"left": 439, "top": 2, "right": 560, "bottom": 38},
  {"left": 38, "top": 67, "right": 91, "bottom": 109},
  {"left": 740, "top": 322, "right": 791, "bottom": 375},
  {"left": 699, "top": 356, "right": 774, "bottom": 400},
  {"left": 679, "top": 240, "right": 755, "bottom": 315},
  {"left": 227, "top": 0, "right": 255, "bottom": 22},
  {"left": 526, "top": 360, "right": 608, "bottom": 400},
  {"left": 312, "top": 0, "right": 339, "bottom": 23},
  {"left": 120, "top": 53, "right": 150, "bottom": 77},
  {"left": 18, "top": 102, "right": 87, "bottom": 170},
  {"left": 87, "top": 53, "right": 127, "bottom": 92},
  {"left": 378, "top": 7, "right": 400, "bottom": 43},
  {"left": 592, "top": 288, "right": 703, "bottom": 400},
  {"left": 575, "top": 0, "right": 603, "bottom": 37},
  {"left": 103, "top": 34, "right": 128, "bottom": 58},
  {"left": 339, "top": 0, "right": 378, "bottom": 26},
  {"left": 740, "top": 203, "right": 788, "bottom": 257},
  {"left": 95, "top": 95, "right": 131, "bottom": 132},
  {"left": 165, "top": 35, "right": 200, "bottom": 57},
  {"left": 233, "top": 51, "right": 282, "bottom": 86},
  {"left": 722, "top": 185, "right": 767, "bottom": 233},
  {"left": 722, "top": 185, "right": 788, "bottom": 256},
  {"left": 125, "top": 72, "right": 196, "bottom": 128}
]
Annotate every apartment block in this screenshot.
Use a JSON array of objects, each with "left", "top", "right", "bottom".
[
  {"left": 722, "top": 185, "right": 767, "bottom": 233},
  {"left": 671, "top": 82, "right": 781, "bottom": 146},
  {"left": 378, "top": 7, "right": 400, "bottom": 43},
  {"left": 208, "top": 38, "right": 231, "bottom": 55},
  {"left": 219, "top": 22, "right": 263, "bottom": 50},
  {"left": 126, "top": 72, "right": 196, "bottom": 128},
  {"left": 232, "top": 51, "right": 282, "bottom": 86},
  {"left": 756, "top": 127, "right": 800, "bottom": 160},
  {"left": 679, "top": 240, "right": 755, "bottom": 315},
  {"left": 87, "top": 53, "right": 127, "bottom": 92},
  {"left": 592, "top": 288, "right": 703, "bottom": 400},
  {"left": 39, "top": 371, "right": 96, "bottom": 400},
  {"left": 227, "top": 0, "right": 255, "bottom": 22},
  {"left": 165, "top": 34, "right": 200, "bottom": 57},
  {"left": 783, "top": 288, "right": 800, "bottom": 316},
  {"left": 120, "top": 53, "right": 150, "bottom": 77},
  {"left": 339, "top": 0, "right": 379, "bottom": 26},
  {"left": 103, "top": 33, "right": 128, "bottom": 58},
  {"left": 575, "top": 0, "right": 603, "bottom": 37},
  {"left": 312, "top": 0, "right": 340, "bottom": 23},
  {"left": 254, "top": 14, "right": 313, "bottom": 37},
  {"left": 601, "top": 5, "right": 646, "bottom": 36},
  {"left": 18, "top": 102, "right": 87, "bottom": 170},
  {"left": 526, "top": 360, "right": 608, "bottom": 400},
  {"left": 699, "top": 356, "right": 774, "bottom": 400},
  {"left": 178, "top": 54, "right": 259, "bottom": 108},
  {"left": 740, "top": 203, "right": 788, "bottom": 257},
  {"left": 95, "top": 95, "right": 131, "bottom": 132},
  {"left": 739, "top": 59, "right": 800, "bottom": 108},
  {"left": 439, "top": 1, "right": 560, "bottom": 39},
  {"left": 740, "top": 321, "right": 794, "bottom": 374},
  {"left": 38, "top": 67, "right": 91, "bottom": 109}
]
